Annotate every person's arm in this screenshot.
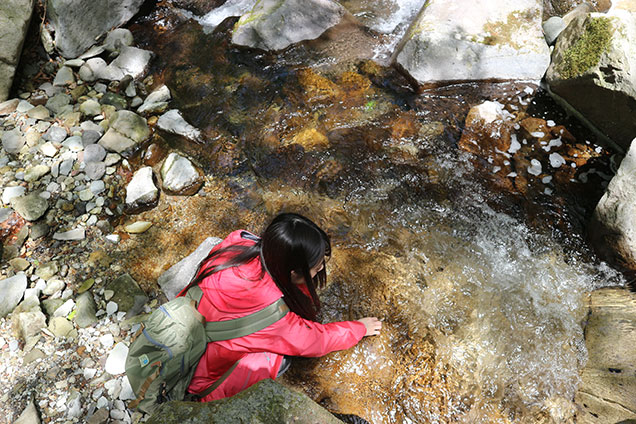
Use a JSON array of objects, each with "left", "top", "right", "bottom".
[{"left": 216, "top": 311, "right": 379, "bottom": 357}]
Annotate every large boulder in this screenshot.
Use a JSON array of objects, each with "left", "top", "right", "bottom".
[
  {"left": 232, "top": 0, "right": 345, "bottom": 51},
  {"left": 46, "top": 0, "right": 145, "bottom": 58},
  {"left": 590, "top": 138, "right": 636, "bottom": 270},
  {"left": 575, "top": 288, "right": 636, "bottom": 423},
  {"left": 0, "top": 0, "right": 35, "bottom": 101},
  {"left": 545, "top": 10, "right": 636, "bottom": 151},
  {"left": 146, "top": 379, "right": 343, "bottom": 424},
  {"left": 392, "top": 0, "right": 550, "bottom": 85}
]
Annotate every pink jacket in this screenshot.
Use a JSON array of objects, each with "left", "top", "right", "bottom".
[{"left": 184, "top": 230, "right": 367, "bottom": 401}]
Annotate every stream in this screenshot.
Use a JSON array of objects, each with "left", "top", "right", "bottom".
[{"left": 125, "top": 1, "right": 625, "bottom": 422}]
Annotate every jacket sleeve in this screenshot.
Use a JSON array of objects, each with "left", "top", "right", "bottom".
[{"left": 216, "top": 312, "right": 368, "bottom": 357}]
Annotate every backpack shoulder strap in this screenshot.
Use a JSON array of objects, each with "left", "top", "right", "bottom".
[{"left": 205, "top": 298, "right": 289, "bottom": 342}]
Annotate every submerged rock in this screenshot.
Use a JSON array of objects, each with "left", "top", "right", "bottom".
[
  {"left": 546, "top": 10, "right": 636, "bottom": 150},
  {"left": 147, "top": 379, "right": 343, "bottom": 424},
  {"left": 105, "top": 273, "right": 148, "bottom": 317},
  {"left": 393, "top": 0, "right": 550, "bottom": 84},
  {"left": 46, "top": 0, "right": 146, "bottom": 58},
  {"left": 232, "top": 0, "right": 345, "bottom": 51},
  {"left": 575, "top": 288, "right": 636, "bottom": 423}
]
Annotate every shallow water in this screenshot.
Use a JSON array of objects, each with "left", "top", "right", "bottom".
[{"left": 128, "top": 2, "right": 625, "bottom": 422}]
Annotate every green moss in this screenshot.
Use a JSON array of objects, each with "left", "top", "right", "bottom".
[{"left": 558, "top": 17, "right": 613, "bottom": 79}]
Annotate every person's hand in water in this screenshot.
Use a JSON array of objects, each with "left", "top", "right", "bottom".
[{"left": 357, "top": 317, "right": 382, "bottom": 336}]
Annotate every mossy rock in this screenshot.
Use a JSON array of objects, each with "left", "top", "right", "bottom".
[
  {"left": 146, "top": 379, "right": 343, "bottom": 424},
  {"left": 105, "top": 273, "right": 148, "bottom": 317}
]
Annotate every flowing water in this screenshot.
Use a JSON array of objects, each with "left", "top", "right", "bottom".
[{"left": 127, "top": 2, "right": 625, "bottom": 422}]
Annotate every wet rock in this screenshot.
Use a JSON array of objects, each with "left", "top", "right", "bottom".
[
  {"left": 105, "top": 342, "right": 129, "bottom": 375},
  {"left": 137, "top": 85, "right": 171, "bottom": 114},
  {"left": 98, "top": 110, "right": 150, "bottom": 153},
  {"left": 0, "top": 0, "right": 35, "bottom": 101},
  {"left": 2, "top": 128, "right": 25, "bottom": 154},
  {"left": 46, "top": 0, "right": 146, "bottom": 58},
  {"left": 52, "top": 227, "right": 85, "bottom": 241},
  {"left": 546, "top": 10, "right": 636, "bottom": 150},
  {"left": 393, "top": 0, "right": 550, "bottom": 84},
  {"left": 0, "top": 272, "right": 27, "bottom": 318},
  {"left": 109, "top": 46, "right": 153, "bottom": 79},
  {"left": 158, "top": 236, "right": 222, "bottom": 300},
  {"left": 14, "top": 399, "right": 40, "bottom": 424},
  {"left": 232, "top": 0, "right": 345, "bottom": 51},
  {"left": 125, "top": 166, "right": 158, "bottom": 208},
  {"left": 101, "top": 92, "right": 128, "bottom": 110},
  {"left": 591, "top": 138, "right": 636, "bottom": 269},
  {"left": 104, "top": 28, "right": 134, "bottom": 52},
  {"left": 53, "top": 66, "right": 75, "bottom": 86},
  {"left": 157, "top": 109, "right": 201, "bottom": 141},
  {"left": 105, "top": 273, "right": 148, "bottom": 316},
  {"left": 575, "top": 288, "right": 636, "bottom": 423},
  {"left": 147, "top": 379, "right": 343, "bottom": 424},
  {"left": 160, "top": 152, "right": 203, "bottom": 195},
  {"left": 74, "top": 291, "right": 98, "bottom": 328},
  {"left": 11, "top": 193, "right": 49, "bottom": 221}
]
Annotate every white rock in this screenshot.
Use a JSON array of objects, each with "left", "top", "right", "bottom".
[
  {"left": 40, "top": 142, "right": 59, "bottom": 157},
  {"left": 106, "top": 301, "right": 118, "bottom": 315},
  {"left": 2, "top": 186, "right": 26, "bottom": 205},
  {"left": 53, "top": 228, "right": 86, "bottom": 241},
  {"left": 105, "top": 342, "right": 129, "bottom": 375},
  {"left": 53, "top": 299, "right": 76, "bottom": 317},
  {"left": 99, "top": 333, "right": 115, "bottom": 349},
  {"left": 124, "top": 221, "right": 153, "bottom": 234},
  {"left": 125, "top": 166, "right": 158, "bottom": 206},
  {"left": 157, "top": 109, "right": 201, "bottom": 141}
]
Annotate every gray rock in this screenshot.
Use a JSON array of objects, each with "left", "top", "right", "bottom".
[
  {"left": 2, "top": 128, "right": 25, "bottom": 154},
  {"left": 80, "top": 120, "right": 104, "bottom": 134},
  {"left": 24, "top": 165, "right": 50, "bottom": 182},
  {"left": 100, "top": 92, "right": 127, "bottom": 110},
  {"left": 48, "top": 316, "right": 75, "bottom": 337},
  {"left": 79, "top": 99, "right": 101, "bottom": 117},
  {"left": 160, "top": 152, "right": 203, "bottom": 195},
  {"left": 0, "top": 273, "right": 27, "bottom": 318},
  {"left": 74, "top": 291, "right": 98, "bottom": 328},
  {"left": 53, "top": 66, "right": 75, "bottom": 86},
  {"left": 46, "top": 0, "right": 146, "bottom": 58},
  {"left": 63, "top": 58, "right": 84, "bottom": 68},
  {"left": 11, "top": 193, "right": 49, "bottom": 221},
  {"left": 543, "top": 16, "right": 566, "bottom": 45},
  {"left": 52, "top": 299, "right": 75, "bottom": 317},
  {"left": 109, "top": 46, "right": 153, "bottom": 79},
  {"left": 137, "top": 85, "right": 171, "bottom": 114},
  {"left": 545, "top": 10, "right": 636, "bottom": 150},
  {"left": 89, "top": 180, "right": 105, "bottom": 195},
  {"left": 82, "top": 129, "right": 102, "bottom": 146},
  {"left": 147, "top": 379, "right": 343, "bottom": 424},
  {"left": 393, "top": 0, "right": 550, "bottom": 84},
  {"left": 0, "top": 0, "right": 35, "bottom": 102},
  {"left": 26, "top": 105, "right": 51, "bottom": 120},
  {"left": 13, "top": 400, "right": 40, "bottom": 424},
  {"left": 2, "top": 186, "right": 26, "bottom": 205},
  {"left": 232, "top": 0, "right": 345, "bottom": 51},
  {"left": 16, "top": 99, "right": 34, "bottom": 112},
  {"left": 105, "top": 273, "right": 148, "bottom": 316},
  {"left": 14, "top": 309, "right": 46, "bottom": 348},
  {"left": 157, "top": 109, "right": 201, "bottom": 141},
  {"left": 575, "top": 288, "right": 636, "bottom": 423},
  {"left": 30, "top": 222, "right": 49, "bottom": 239},
  {"left": 125, "top": 166, "right": 158, "bottom": 207},
  {"left": 45, "top": 93, "right": 71, "bottom": 114},
  {"left": 87, "top": 408, "right": 109, "bottom": 424},
  {"left": 44, "top": 125, "right": 67, "bottom": 142},
  {"left": 66, "top": 391, "right": 82, "bottom": 418},
  {"left": 52, "top": 227, "right": 85, "bottom": 241},
  {"left": 0, "top": 206, "right": 13, "bottom": 221},
  {"left": 42, "top": 298, "right": 64, "bottom": 316},
  {"left": 38, "top": 82, "right": 60, "bottom": 97},
  {"left": 59, "top": 158, "right": 74, "bottom": 176},
  {"left": 591, "top": 138, "right": 636, "bottom": 268},
  {"left": 78, "top": 44, "right": 105, "bottom": 60},
  {"left": 42, "top": 278, "right": 64, "bottom": 295},
  {"left": 158, "top": 236, "right": 222, "bottom": 300},
  {"left": 62, "top": 135, "right": 83, "bottom": 152},
  {"left": 84, "top": 162, "right": 106, "bottom": 180},
  {"left": 78, "top": 57, "right": 108, "bottom": 82},
  {"left": 103, "top": 28, "right": 134, "bottom": 52},
  {"left": 36, "top": 262, "right": 58, "bottom": 280},
  {"left": 84, "top": 143, "right": 106, "bottom": 162},
  {"left": 98, "top": 110, "right": 149, "bottom": 153}
]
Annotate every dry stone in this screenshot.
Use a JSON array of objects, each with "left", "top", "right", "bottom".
[
  {"left": 393, "top": 0, "right": 550, "bottom": 84},
  {"left": 0, "top": 0, "right": 35, "bottom": 101}
]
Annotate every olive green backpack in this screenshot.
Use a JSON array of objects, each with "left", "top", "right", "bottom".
[{"left": 125, "top": 285, "right": 288, "bottom": 414}]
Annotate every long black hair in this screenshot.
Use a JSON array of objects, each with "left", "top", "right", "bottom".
[{"left": 185, "top": 213, "right": 331, "bottom": 321}]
